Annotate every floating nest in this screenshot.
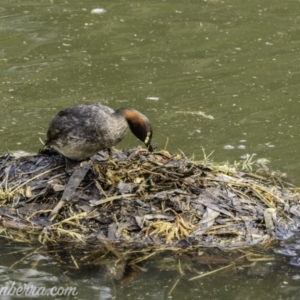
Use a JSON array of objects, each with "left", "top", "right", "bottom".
[{"left": 0, "top": 148, "right": 300, "bottom": 273}]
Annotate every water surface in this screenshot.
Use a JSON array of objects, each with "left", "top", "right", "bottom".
[{"left": 0, "top": 0, "right": 300, "bottom": 299}]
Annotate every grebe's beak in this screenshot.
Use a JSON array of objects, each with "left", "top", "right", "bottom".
[{"left": 147, "top": 144, "right": 154, "bottom": 152}]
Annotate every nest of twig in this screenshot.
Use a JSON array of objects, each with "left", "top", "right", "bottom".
[{"left": 0, "top": 148, "right": 300, "bottom": 270}]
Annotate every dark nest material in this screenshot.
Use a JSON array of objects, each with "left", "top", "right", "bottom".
[{"left": 0, "top": 148, "right": 300, "bottom": 268}]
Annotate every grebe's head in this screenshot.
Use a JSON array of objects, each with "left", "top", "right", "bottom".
[{"left": 120, "top": 108, "right": 153, "bottom": 152}]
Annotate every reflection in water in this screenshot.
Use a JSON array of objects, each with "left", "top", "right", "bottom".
[
  {"left": 1, "top": 0, "right": 300, "bottom": 299},
  {"left": 2, "top": 239, "right": 300, "bottom": 299}
]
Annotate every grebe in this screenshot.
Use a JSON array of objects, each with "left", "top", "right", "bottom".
[{"left": 45, "top": 104, "right": 153, "bottom": 160}]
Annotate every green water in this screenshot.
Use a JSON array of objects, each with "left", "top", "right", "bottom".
[{"left": 1, "top": 0, "right": 300, "bottom": 299}]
